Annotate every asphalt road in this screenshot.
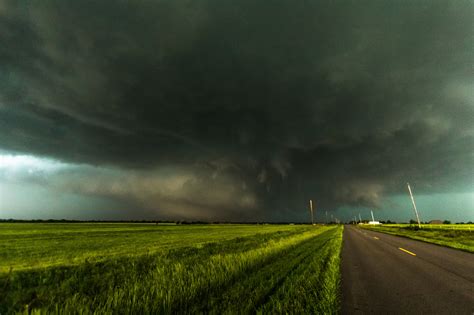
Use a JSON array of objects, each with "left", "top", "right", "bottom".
[{"left": 342, "top": 225, "right": 474, "bottom": 314}]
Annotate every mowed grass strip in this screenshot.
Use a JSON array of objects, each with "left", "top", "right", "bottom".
[
  {"left": 0, "top": 225, "right": 342, "bottom": 314},
  {"left": 361, "top": 224, "right": 474, "bottom": 253},
  {"left": 0, "top": 223, "right": 304, "bottom": 273}
]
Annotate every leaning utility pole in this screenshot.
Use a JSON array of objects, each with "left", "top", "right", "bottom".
[
  {"left": 407, "top": 183, "right": 421, "bottom": 228},
  {"left": 309, "top": 200, "right": 314, "bottom": 225}
]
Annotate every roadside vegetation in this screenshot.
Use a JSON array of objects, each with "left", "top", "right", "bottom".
[
  {"left": 361, "top": 224, "right": 474, "bottom": 253},
  {"left": 0, "top": 223, "right": 343, "bottom": 314}
]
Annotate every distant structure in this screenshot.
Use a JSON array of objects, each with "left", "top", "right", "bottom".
[
  {"left": 428, "top": 220, "right": 443, "bottom": 224},
  {"left": 368, "top": 210, "right": 381, "bottom": 225}
]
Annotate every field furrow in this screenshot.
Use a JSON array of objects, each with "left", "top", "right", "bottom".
[
  {"left": 0, "top": 224, "right": 343, "bottom": 314},
  {"left": 260, "top": 226, "right": 343, "bottom": 314},
  {"left": 0, "top": 224, "right": 307, "bottom": 273},
  {"left": 193, "top": 229, "right": 335, "bottom": 314}
]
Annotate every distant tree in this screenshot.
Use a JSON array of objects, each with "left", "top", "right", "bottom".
[
  {"left": 443, "top": 220, "right": 451, "bottom": 224},
  {"left": 409, "top": 219, "right": 417, "bottom": 224}
]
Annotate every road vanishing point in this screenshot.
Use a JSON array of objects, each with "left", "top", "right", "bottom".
[{"left": 342, "top": 225, "right": 474, "bottom": 314}]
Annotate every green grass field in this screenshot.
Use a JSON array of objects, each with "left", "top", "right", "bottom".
[
  {"left": 360, "top": 224, "right": 474, "bottom": 253},
  {"left": 0, "top": 223, "right": 343, "bottom": 314}
]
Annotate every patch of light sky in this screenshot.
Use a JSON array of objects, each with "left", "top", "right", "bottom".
[
  {"left": 0, "top": 151, "right": 133, "bottom": 220},
  {"left": 0, "top": 152, "right": 70, "bottom": 173}
]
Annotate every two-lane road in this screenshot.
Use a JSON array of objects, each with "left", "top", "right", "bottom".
[{"left": 342, "top": 225, "right": 474, "bottom": 314}]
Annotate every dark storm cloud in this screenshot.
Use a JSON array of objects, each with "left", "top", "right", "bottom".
[{"left": 0, "top": 0, "right": 473, "bottom": 218}]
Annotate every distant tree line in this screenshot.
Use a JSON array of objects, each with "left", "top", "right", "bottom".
[
  {"left": 408, "top": 219, "right": 473, "bottom": 225},
  {"left": 0, "top": 219, "right": 321, "bottom": 225},
  {"left": 347, "top": 219, "right": 472, "bottom": 225},
  {"left": 1, "top": 218, "right": 471, "bottom": 224}
]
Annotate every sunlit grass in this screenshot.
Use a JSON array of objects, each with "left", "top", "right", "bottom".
[
  {"left": 0, "top": 223, "right": 301, "bottom": 273},
  {"left": 361, "top": 224, "right": 474, "bottom": 253},
  {"left": 0, "top": 223, "right": 343, "bottom": 314}
]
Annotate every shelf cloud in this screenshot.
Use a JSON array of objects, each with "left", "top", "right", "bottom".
[{"left": 1, "top": 0, "right": 473, "bottom": 220}]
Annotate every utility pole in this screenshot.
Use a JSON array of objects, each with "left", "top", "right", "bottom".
[
  {"left": 407, "top": 183, "right": 421, "bottom": 228},
  {"left": 309, "top": 200, "right": 314, "bottom": 225},
  {"left": 313, "top": 200, "right": 316, "bottom": 224}
]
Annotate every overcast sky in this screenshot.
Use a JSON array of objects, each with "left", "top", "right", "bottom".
[{"left": 0, "top": 0, "right": 473, "bottom": 222}]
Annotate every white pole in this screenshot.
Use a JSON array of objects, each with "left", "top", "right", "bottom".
[
  {"left": 407, "top": 183, "right": 421, "bottom": 228},
  {"left": 313, "top": 201, "right": 316, "bottom": 224}
]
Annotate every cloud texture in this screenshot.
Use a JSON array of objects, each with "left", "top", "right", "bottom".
[{"left": 0, "top": 0, "right": 473, "bottom": 219}]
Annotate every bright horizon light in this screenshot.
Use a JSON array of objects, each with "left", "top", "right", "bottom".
[{"left": 0, "top": 154, "right": 69, "bottom": 173}]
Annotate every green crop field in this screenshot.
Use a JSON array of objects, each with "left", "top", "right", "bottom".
[
  {"left": 0, "top": 223, "right": 343, "bottom": 314},
  {"left": 360, "top": 224, "right": 474, "bottom": 253}
]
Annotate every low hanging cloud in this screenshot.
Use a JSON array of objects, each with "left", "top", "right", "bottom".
[
  {"left": 0, "top": 0, "right": 473, "bottom": 219},
  {"left": 0, "top": 156, "right": 259, "bottom": 220},
  {"left": 56, "top": 166, "right": 259, "bottom": 221}
]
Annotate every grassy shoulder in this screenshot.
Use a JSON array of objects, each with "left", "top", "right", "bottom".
[
  {"left": 360, "top": 224, "right": 474, "bottom": 253},
  {"left": 260, "top": 225, "right": 343, "bottom": 314},
  {"left": 0, "top": 224, "right": 344, "bottom": 314}
]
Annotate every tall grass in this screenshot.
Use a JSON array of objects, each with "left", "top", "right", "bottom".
[
  {"left": 0, "top": 224, "right": 343, "bottom": 314},
  {"left": 260, "top": 226, "right": 343, "bottom": 314},
  {"left": 0, "top": 223, "right": 302, "bottom": 273}
]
